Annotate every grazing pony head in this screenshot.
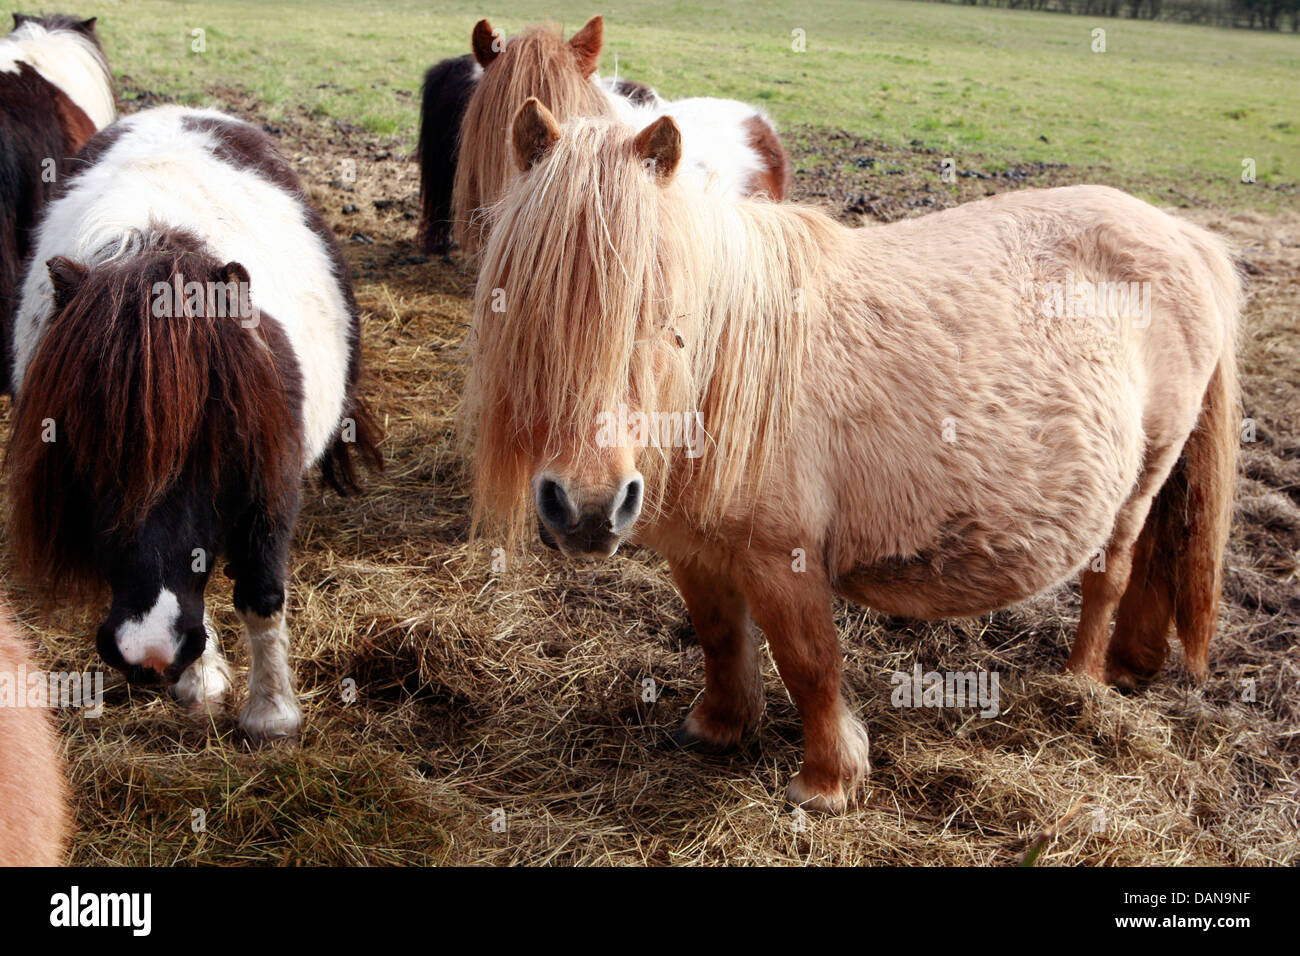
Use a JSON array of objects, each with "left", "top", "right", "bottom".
[
  {"left": 452, "top": 16, "right": 611, "bottom": 255},
  {"left": 6, "top": 229, "right": 303, "bottom": 684},
  {"left": 462, "top": 100, "right": 821, "bottom": 557}
]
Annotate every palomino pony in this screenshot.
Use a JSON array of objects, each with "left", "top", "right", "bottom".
[
  {"left": 416, "top": 45, "right": 659, "bottom": 255},
  {"left": 7, "top": 106, "right": 381, "bottom": 741},
  {"left": 0, "top": 12, "right": 115, "bottom": 392},
  {"left": 0, "top": 602, "right": 69, "bottom": 865},
  {"left": 463, "top": 101, "right": 1240, "bottom": 812},
  {"left": 451, "top": 16, "right": 790, "bottom": 256}
]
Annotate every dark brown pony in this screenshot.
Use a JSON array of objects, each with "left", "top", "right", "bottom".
[{"left": 416, "top": 52, "right": 480, "bottom": 255}]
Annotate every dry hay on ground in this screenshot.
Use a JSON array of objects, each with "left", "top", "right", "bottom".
[{"left": 2, "top": 88, "right": 1295, "bottom": 865}]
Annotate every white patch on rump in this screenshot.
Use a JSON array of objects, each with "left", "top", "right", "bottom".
[
  {"left": 0, "top": 21, "right": 115, "bottom": 130},
  {"left": 115, "top": 589, "right": 182, "bottom": 670}
]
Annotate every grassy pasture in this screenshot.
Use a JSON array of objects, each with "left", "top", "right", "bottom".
[{"left": 74, "top": 0, "right": 1298, "bottom": 206}]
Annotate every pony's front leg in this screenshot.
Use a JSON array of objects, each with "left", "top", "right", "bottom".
[
  {"left": 229, "top": 501, "right": 302, "bottom": 742},
  {"left": 669, "top": 557, "right": 763, "bottom": 751},
  {"left": 172, "top": 612, "right": 232, "bottom": 716},
  {"left": 743, "top": 556, "right": 869, "bottom": 813}
]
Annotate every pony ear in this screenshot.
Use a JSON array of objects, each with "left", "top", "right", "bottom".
[
  {"left": 12, "top": 13, "right": 31, "bottom": 28},
  {"left": 568, "top": 15, "right": 603, "bottom": 77},
  {"left": 512, "top": 97, "right": 561, "bottom": 173},
  {"left": 633, "top": 115, "right": 682, "bottom": 183},
  {"left": 472, "top": 19, "right": 500, "bottom": 68},
  {"left": 79, "top": 17, "right": 98, "bottom": 33},
  {"left": 221, "top": 261, "right": 251, "bottom": 286},
  {"left": 47, "top": 256, "right": 88, "bottom": 312}
]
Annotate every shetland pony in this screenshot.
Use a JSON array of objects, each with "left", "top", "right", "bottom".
[
  {"left": 0, "top": 12, "right": 115, "bottom": 393},
  {"left": 7, "top": 106, "right": 381, "bottom": 741},
  {"left": 463, "top": 101, "right": 1240, "bottom": 812},
  {"left": 0, "top": 603, "right": 69, "bottom": 865},
  {"left": 415, "top": 46, "right": 659, "bottom": 256},
  {"left": 451, "top": 16, "right": 790, "bottom": 256}
]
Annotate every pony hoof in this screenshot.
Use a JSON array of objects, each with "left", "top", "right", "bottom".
[
  {"left": 1105, "top": 652, "right": 1162, "bottom": 690},
  {"left": 670, "top": 705, "right": 752, "bottom": 754},
  {"left": 172, "top": 659, "right": 232, "bottom": 717},
  {"left": 785, "top": 774, "right": 850, "bottom": 815},
  {"left": 239, "top": 702, "right": 302, "bottom": 744}
]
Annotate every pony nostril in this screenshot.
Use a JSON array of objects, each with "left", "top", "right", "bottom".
[
  {"left": 612, "top": 476, "right": 643, "bottom": 533},
  {"left": 537, "top": 477, "right": 577, "bottom": 531}
]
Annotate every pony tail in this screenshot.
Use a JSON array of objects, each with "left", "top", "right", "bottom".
[{"left": 318, "top": 395, "right": 384, "bottom": 496}]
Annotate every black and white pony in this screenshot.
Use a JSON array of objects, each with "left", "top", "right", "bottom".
[
  {"left": 0, "top": 12, "right": 114, "bottom": 392},
  {"left": 6, "top": 106, "right": 381, "bottom": 740},
  {"left": 415, "top": 39, "right": 661, "bottom": 256}
]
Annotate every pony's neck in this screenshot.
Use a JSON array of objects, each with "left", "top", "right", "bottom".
[{"left": 0, "top": 24, "right": 114, "bottom": 130}]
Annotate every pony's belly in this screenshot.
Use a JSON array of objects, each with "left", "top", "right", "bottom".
[{"left": 833, "top": 543, "right": 1085, "bottom": 621}]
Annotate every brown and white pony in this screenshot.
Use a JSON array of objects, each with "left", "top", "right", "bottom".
[
  {"left": 0, "top": 12, "right": 114, "bottom": 393},
  {"left": 463, "top": 101, "right": 1241, "bottom": 812},
  {"left": 0, "top": 603, "right": 69, "bottom": 865},
  {"left": 416, "top": 46, "right": 660, "bottom": 256},
  {"left": 6, "top": 106, "right": 381, "bottom": 741},
  {"left": 451, "top": 16, "right": 790, "bottom": 256}
]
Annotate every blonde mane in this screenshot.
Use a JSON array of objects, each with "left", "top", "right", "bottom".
[
  {"left": 461, "top": 117, "right": 839, "bottom": 541},
  {"left": 451, "top": 23, "right": 613, "bottom": 256}
]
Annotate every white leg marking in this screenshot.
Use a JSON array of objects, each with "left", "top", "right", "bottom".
[
  {"left": 237, "top": 607, "right": 302, "bottom": 741},
  {"left": 172, "top": 614, "right": 232, "bottom": 715}
]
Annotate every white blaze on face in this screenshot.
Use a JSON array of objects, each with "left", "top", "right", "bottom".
[{"left": 115, "top": 589, "right": 182, "bottom": 671}]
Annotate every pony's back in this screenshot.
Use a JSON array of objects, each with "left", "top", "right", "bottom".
[{"left": 0, "top": 605, "right": 69, "bottom": 865}]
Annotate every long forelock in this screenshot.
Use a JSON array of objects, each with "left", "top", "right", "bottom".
[
  {"left": 453, "top": 24, "right": 613, "bottom": 251},
  {"left": 463, "top": 118, "right": 828, "bottom": 537},
  {"left": 6, "top": 236, "right": 302, "bottom": 592}
]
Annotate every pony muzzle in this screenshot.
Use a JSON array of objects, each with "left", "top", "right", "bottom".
[
  {"left": 534, "top": 472, "right": 643, "bottom": 558},
  {"left": 96, "top": 615, "right": 207, "bottom": 687}
]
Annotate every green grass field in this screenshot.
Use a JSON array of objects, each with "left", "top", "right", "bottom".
[{"left": 59, "top": 0, "right": 1298, "bottom": 207}]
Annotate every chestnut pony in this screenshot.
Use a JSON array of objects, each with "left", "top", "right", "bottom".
[
  {"left": 0, "top": 603, "right": 68, "bottom": 864},
  {"left": 452, "top": 16, "right": 789, "bottom": 257},
  {"left": 462, "top": 101, "right": 1240, "bottom": 812}
]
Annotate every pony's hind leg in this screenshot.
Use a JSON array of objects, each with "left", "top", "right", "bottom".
[
  {"left": 229, "top": 498, "right": 302, "bottom": 742},
  {"left": 172, "top": 612, "right": 233, "bottom": 716},
  {"left": 742, "top": 554, "right": 868, "bottom": 813},
  {"left": 1066, "top": 547, "right": 1137, "bottom": 682},
  {"left": 1066, "top": 443, "right": 1182, "bottom": 683},
  {"left": 1105, "top": 513, "right": 1175, "bottom": 688},
  {"left": 669, "top": 558, "right": 763, "bottom": 752}
]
